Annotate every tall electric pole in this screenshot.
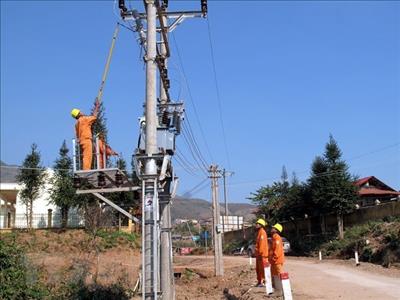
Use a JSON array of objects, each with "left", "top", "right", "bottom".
[
  {"left": 143, "top": 1, "right": 159, "bottom": 299},
  {"left": 209, "top": 164, "right": 224, "bottom": 276},
  {"left": 159, "top": 3, "right": 174, "bottom": 299},
  {"left": 119, "top": 1, "right": 209, "bottom": 298},
  {"left": 220, "top": 168, "right": 233, "bottom": 235}
]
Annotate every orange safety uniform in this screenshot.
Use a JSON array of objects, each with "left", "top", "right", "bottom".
[
  {"left": 270, "top": 232, "right": 285, "bottom": 276},
  {"left": 98, "top": 139, "right": 116, "bottom": 169},
  {"left": 75, "top": 115, "right": 96, "bottom": 170},
  {"left": 255, "top": 227, "right": 269, "bottom": 284}
]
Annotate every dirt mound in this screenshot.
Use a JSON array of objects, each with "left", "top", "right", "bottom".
[{"left": 1, "top": 229, "right": 141, "bottom": 297}]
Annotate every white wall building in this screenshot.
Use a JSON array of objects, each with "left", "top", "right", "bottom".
[{"left": 0, "top": 167, "right": 84, "bottom": 229}]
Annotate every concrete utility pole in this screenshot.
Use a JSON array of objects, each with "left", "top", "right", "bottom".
[
  {"left": 119, "top": 1, "right": 208, "bottom": 298},
  {"left": 209, "top": 164, "right": 224, "bottom": 276},
  {"left": 143, "top": 1, "right": 159, "bottom": 299},
  {"left": 159, "top": 4, "right": 175, "bottom": 300},
  {"left": 221, "top": 168, "right": 233, "bottom": 235}
]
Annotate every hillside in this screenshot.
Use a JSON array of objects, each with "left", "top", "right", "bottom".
[{"left": 171, "top": 196, "right": 256, "bottom": 222}]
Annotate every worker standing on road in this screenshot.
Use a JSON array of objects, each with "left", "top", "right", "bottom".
[
  {"left": 270, "top": 223, "right": 285, "bottom": 278},
  {"left": 255, "top": 218, "right": 269, "bottom": 287},
  {"left": 98, "top": 134, "right": 118, "bottom": 169},
  {"left": 71, "top": 99, "right": 100, "bottom": 170}
]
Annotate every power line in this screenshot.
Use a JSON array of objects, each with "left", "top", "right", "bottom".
[
  {"left": 181, "top": 122, "right": 209, "bottom": 170},
  {"left": 205, "top": 16, "right": 231, "bottom": 169},
  {"left": 175, "top": 150, "right": 203, "bottom": 177},
  {"left": 182, "top": 177, "right": 209, "bottom": 196},
  {"left": 173, "top": 155, "right": 199, "bottom": 177},
  {"left": 171, "top": 32, "right": 214, "bottom": 163},
  {"left": 227, "top": 142, "right": 400, "bottom": 187},
  {"left": 180, "top": 128, "right": 209, "bottom": 176},
  {"left": 175, "top": 148, "right": 203, "bottom": 173},
  {"left": 346, "top": 142, "right": 400, "bottom": 162}
]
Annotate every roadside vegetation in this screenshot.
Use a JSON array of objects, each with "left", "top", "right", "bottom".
[
  {"left": 320, "top": 217, "right": 400, "bottom": 268},
  {"left": 250, "top": 135, "right": 358, "bottom": 239},
  {"left": 0, "top": 229, "right": 139, "bottom": 299}
]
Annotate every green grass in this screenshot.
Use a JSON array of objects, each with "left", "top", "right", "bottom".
[
  {"left": 320, "top": 219, "right": 400, "bottom": 267},
  {"left": 95, "top": 229, "right": 139, "bottom": 250}
]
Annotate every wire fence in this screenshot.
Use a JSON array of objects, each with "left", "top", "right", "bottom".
[
  {"left": 0, "top": 208, "right": 131, "bottom": 230},
  {"left": 0, "top": 212, "right": 85, "bottom": 229}
]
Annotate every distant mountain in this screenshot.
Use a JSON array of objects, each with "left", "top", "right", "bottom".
[
  {"left": 0, "top": 161, "right": 20, "bottom": 183},
  {"left": 171, "top": 196, "right": 256, "bottom": 222}
]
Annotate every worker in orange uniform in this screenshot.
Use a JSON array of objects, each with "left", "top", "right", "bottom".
[
  {"left": 97, "top": 135, "right": 118, "bottom": 169},
  {"left": 71, "top": 100, "right": 100, "bottom": 170},
  {"left": 270, "top": 223, "right": 285, "bottom": 278},
  {"left": 255, "top": 218, "right": 269, "bottom": 287}
]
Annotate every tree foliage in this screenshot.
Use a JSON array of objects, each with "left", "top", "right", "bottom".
[
  {"left": 91, "top": 98, "right": 107, "bottom": 141},
  {"left": 250, "top": 136, "right": 359, "bottom": 235},
  {"left": 49, "top": 140, "right": 79, "bottom": 228},
  {"left": 16, "top": 144, "right": 46, "bottom": 229},
  {"left": 308, "top": 135, "right": 358, "bottom": 215},
  {"left": 249, "top": 166, "right": 307, "bottom": 223}
]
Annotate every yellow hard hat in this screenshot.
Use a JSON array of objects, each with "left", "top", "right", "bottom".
[
  {"left": 256, "top": 218, "right": 266, "bottom": 227},
  {"left": 71, "top": 108, "right": 81, "bottom": 119},
  {"left": 273, "top": 223, "right": 283, "bottom": 232}
]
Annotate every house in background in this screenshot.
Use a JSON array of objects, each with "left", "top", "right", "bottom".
[
  {"left": 354, "top": 176, "right": 400, "bottom": 207},
  {"left": 0, "top": 162, "right": 61, "bottom": 229}
]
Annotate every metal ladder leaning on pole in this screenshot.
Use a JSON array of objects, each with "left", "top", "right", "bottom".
[{"left": 119, "top": 0, "right": 208, "bottom": 299}]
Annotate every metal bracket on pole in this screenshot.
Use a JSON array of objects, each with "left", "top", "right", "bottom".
[{"left": 92, "top": 192, "right": 141, "bottom": 224}]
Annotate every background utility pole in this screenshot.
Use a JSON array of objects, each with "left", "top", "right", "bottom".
[
  {"left": 210, "top": 164, "right": 224, "bottom": 276},
  {"left": 143, "top": 0, "right": 159, "bottom": 299},
  {"left": 221, "top": 168, "right": 233, "bottom": 235},
  {"left": 159, "top": 3, "right": 174, "bottom": 299}
]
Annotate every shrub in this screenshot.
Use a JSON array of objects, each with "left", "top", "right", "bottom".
[{"left": 0, "top": 239, "right": 48, "bottom": 299}]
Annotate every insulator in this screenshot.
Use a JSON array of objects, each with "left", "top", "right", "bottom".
[
  {"left": 115, "top": 172, "right": 123, "bottom": 187},
  {"left": 118, "top": 0, "right": 127, "bottom": 12},
  {"left": 98, "top": 173, "right": 106, "bottom": 187},
  {"left": 73, "top": 176, "right": 81, "bottom": 189},
  {"left": 162, "top": 0, "right": 168, "bottom": 8},
  {"left": 201, "top": 0, "right": 207, "bottom": 15},
  {"left": 165, "top": 79, "right": 170, "bottom": 89},
  {"left": 162, "top": 111, "right": 170, "bottom": 126}
]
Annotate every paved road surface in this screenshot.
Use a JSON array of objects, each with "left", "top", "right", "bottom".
[
  {"left": 285, "top": 257, "right": 400, "bottom": 300},
  {"left": 174, "top": 255, "right": 400, "bottom": 299}
]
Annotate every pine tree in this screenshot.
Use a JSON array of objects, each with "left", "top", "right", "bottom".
[
  {"left": 308, "top": 135, "right": 358, "bottom": 238},
  {"left": 91, "top": 98, "right": 108, "bottom": 141},
  {"left": 49, "top": 140, "right": 78, "bottom": 228},
  {"left": 16, "top": 144, "right": 46, "bottom": 229}
]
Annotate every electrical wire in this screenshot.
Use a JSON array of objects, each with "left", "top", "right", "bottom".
[
  {"left": 176, "top": 148, "right": 202, "bottom": 173},
  {"left": 182, "top": 177, "right": 209, "bottom": 196},
  {"left": 171, "top": 32, "right": 214, "bottom": 163},
  {"left": 205, "top": 16, "right": 231, "bottom": 169},
  {"left": 180, "top": 128, "right": 209, "bottom": 176},
  {"left": 181, "top": 123, "right": 209, "bottom": 171},
  {"left": 175, "top": 150, "right": 202, "bottom": 177},
  {"left": 173, "top": 155, "right": 199, "bottom": 177}
]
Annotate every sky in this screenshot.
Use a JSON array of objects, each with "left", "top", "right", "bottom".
[{"left": 1, "top": 1, "right": 399, "bottom": 204}]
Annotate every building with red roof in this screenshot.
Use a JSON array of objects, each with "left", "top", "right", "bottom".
[{"left": 354, "top": 176, "right": 400, "bottom": 206}]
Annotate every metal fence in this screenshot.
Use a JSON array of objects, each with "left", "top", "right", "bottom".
[
  {"left": 1, "top": 209, "right": 130, "bottom": 229},
  {"left": 1, "top": 212, "right": 85, "bottom": 229}
]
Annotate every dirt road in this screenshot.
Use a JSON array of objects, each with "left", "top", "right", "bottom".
[{"left": 174, "top": 255, "right": 400, "bottom": 300}]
